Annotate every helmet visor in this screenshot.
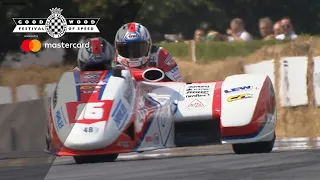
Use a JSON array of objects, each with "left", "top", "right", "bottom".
[{"left": 116, "top": 41, "right": 149, "bottom": 59}]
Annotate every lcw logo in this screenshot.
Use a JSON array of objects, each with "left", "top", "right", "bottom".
[{"left": 224, "top": 86, "right": 254, "bottom": 93}]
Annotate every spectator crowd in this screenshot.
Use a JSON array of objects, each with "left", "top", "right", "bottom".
[{"left": 192, "top": 17, "right": 298, "bottom": 43}]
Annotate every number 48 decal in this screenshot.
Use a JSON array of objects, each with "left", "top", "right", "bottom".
[
  {"left": 83, "top": 127, "right": 94, "bottom": 133},
  {"left": 75, "top": 102, "right": 105, "bottom": 120}
]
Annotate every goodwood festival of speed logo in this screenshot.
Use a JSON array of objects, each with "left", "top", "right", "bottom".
[
  {"left": 12, "top": 7, "right": 100, "bottom": 38},
  {"left": 45, "top": 7, "right": 67, "bottom": 38}
]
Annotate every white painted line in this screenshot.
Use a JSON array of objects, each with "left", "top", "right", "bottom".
[
  {"left": 0, "top": 86, "right": 12, "bottom": 104},
  {"left": 316, "top": 137, "right": 320, "bottom": 147},
  {"left": 143, "top": 154, "right": 163, "bottom": 158},
  {"left": 273, "top": 146, "right": 313, "bottom": 151},
  {"left": 16, "top": 84, "right": 39, "bottom": 102},
  {"left": 275, "top": 142, "right": 309, "bottom": 146},
  {"left": 118, "top": 154, "right": 140, "bottom": 159},
  {"left": 278, "top": 137, "right": 310, "bottom": 142}
]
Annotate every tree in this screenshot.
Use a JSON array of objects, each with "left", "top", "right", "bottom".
[
  {"left": 1, "top": 0, "right": 320, "bottom": 65},
  {"left": 72, "top": 0, "right": 222, "bottom": 41}
]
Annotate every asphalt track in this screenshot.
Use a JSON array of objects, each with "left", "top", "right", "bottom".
[{"left": 1, "top": 142, "right": 319, "bottom": 180}]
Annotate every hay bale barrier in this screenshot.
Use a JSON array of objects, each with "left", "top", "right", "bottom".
[{"left": 1, "top": 36, "right": 320, "bottom": 137}]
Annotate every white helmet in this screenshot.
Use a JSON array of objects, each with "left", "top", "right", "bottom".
[
  {"left": 77, "top": 37, "right": 115, "bottom": 70},
  {"left": 114, "top": 22, "right": 152, "bottom": 68}
]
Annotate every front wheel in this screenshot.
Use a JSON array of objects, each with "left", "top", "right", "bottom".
[
  {"left": 73, "top": 154, "right": 119, "bottom": 164},
  {"left": 232, "top": 133, "right": 276, "bottom": 154}
]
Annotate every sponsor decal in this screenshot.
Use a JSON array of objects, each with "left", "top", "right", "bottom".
[
  {"left": 124, "top": 32, "right": 139, "bottom": 40},
  {"left": 82, "top": 126, "right": 98, "bottom": 134},
  {"left": 146, "top": 136, "right": 152, "bottom": 142},
  {"left": 185, "top": 94, "right": 207, "bottom": 98},
  {"left": 227, "top": 93, "right": 253, "bottom": 102},
  {"left": 117, "top": 141, "right": 130, "bottom": 148},
  {"left": 149, "top": 55, "right": 156, "bottom": 62},
  {"left": 169, "top": 66, "right": 182, "bottom": 81},
  {"left": 112, "top": 101, "right": 129, "bottom": 130},
  {"left": 224, "top": 85, "right": 258, "bottom": 93},
  {"left": 84, "top": 74, "right": 101, "bottom": 79},
  {"left": 77, "top": 82, "right": 104, "bottom": 85},
  {"left": 164, "top": 55, "right": 175, "bottom": 65},
  {"left": 185, "top": 85, "right": 210, "bottom": 98},
  {"left": 81, "top": 75, "right": 101, "bottom": 83},
  {"left": 81, "top": 90, "right": 99, "bottom": 94},
  {"left": 146, "top": 133, "right": 160, "bottom": 144},
  {"left": 55, "top": 110, "right": 65, "bottom": 131},
  {"left": 173, "top": 74, "right": 182, "bottom": 81},
  {"left": 80, "top": 86, "right": 101, "bottom": 89},
  {"left": 187, "top": 99, "right": 205, "bottom": 109},
  {"left": 80, "top": 81, "right": 100, "bottom": 84},
  {"left": 170, "top": 66, "right": 179, "bottom": 74},
  {"left": 84, "top": 71, "right": 103, "bottom": 75},
  {"left": 90, "top": 53, "right": 104, "bottom": 61},
  {"left": 128, "top": 61, "right": 141, "bottom": 67}
]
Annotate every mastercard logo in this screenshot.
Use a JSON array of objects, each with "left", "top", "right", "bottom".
[{"left": 21, "top": 39, "right": 42, "bottom": 52}]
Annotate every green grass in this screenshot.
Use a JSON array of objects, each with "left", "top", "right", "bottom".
[
  {"left": 156, "top": 42, "right": 189, "bottom": 58},
  {"left": 157, "top": 40, "right": 285, "bottom": 63}
]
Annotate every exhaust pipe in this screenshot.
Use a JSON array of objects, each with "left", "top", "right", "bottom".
[{"left": 142, "top": 68, "right": 165, "bottom": 82}]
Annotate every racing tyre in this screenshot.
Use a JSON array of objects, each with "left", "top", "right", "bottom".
[
  {"left": 232, "top": 133, "right": 276, "bottom": 154},
  {"left": 73, "top": 154, "right": 119, "bottom": 164}
]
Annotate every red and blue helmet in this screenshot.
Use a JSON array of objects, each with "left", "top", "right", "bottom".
[
  {"left": 77, "top": 37, "right": 115, "bottom": 70},
  {"left": 114, "top": 22, "right": 152, "bottom": 68}
]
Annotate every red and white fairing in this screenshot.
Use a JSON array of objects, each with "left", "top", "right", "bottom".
[{"left": 47, "top": 68, "right": 276, "bottom": 158}]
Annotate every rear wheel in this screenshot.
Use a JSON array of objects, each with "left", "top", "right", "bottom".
[
  {"left": 232, "top": 133, "right": 276, "bottom": 154},
  {"left": 73, "top": 154, "right": 119, "bottom": 164}
]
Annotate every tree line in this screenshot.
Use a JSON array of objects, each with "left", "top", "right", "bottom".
[{"left": 0, "top": 0, "right": 319, "bottom": 64}]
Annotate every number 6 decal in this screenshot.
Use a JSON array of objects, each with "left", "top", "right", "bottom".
[{"left": 76, "top": 102, "right": 104, "bottom": 120}]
